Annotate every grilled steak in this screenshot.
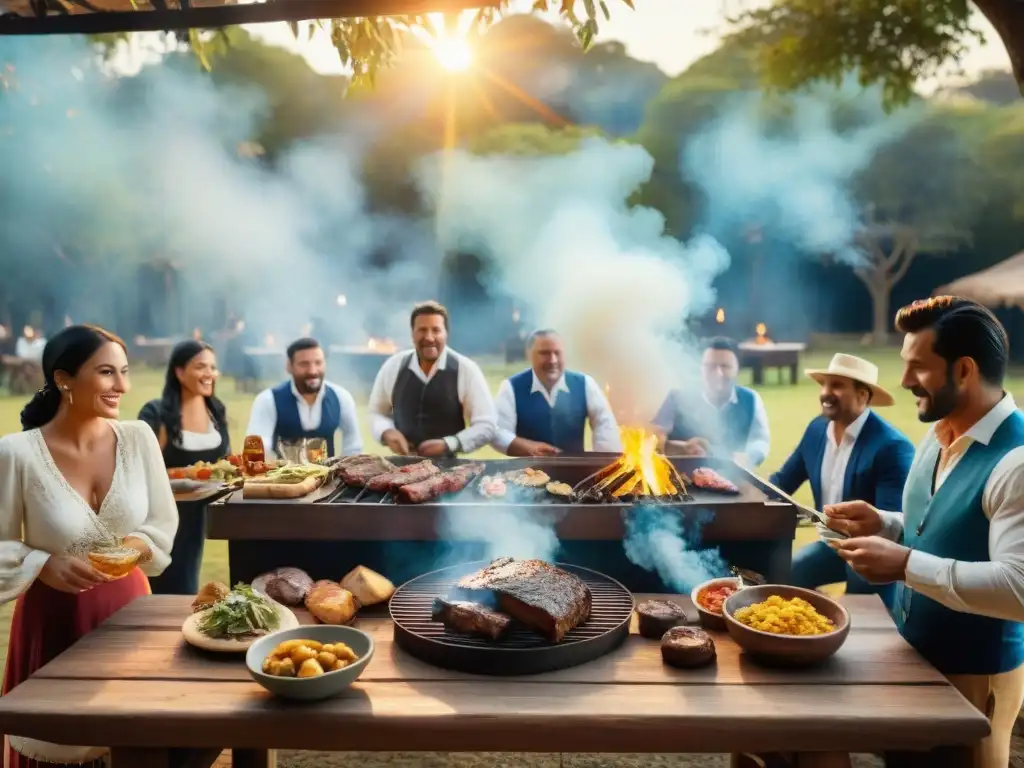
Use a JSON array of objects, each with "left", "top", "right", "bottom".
[
  {"left": 451, "top": 557, "right": 591, "bottom": 642},
  {"left": 339, "top": 456, "right": 396, "bottom": 487},
  {"left": 396, "top": 463, "right": 485, "bottom": 504},
  {"left": 431, "top": 597, "right": 512, "bottom": 640},
  {"left": 365, "top": 460, "right": 440, "bottom": 492},
  {"left": 661, "top": 626, "right": 716, "bottom": 668},
  {"left": 692, "top": 467, "right": 740, "bottom": 494}
]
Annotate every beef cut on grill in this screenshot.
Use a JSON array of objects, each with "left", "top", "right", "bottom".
[
  {"left": 365, "top": 460, "right": 440, "bottom": 492},
  {"left": 431, "top": 597, "right": 512, "bottom": 640},
  {"left": 339, "top": 456, "right": 397, "bottom": 487},
  {"left": 451, "top": 557, "right": 592, "bottom": 643},
  {"left": 396, "top": 463, "right": 485, "bottom": 504}
]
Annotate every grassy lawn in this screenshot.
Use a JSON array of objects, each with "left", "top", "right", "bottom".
[{"left": 0, "top": 345, "right": 1006, "bottom": 665}]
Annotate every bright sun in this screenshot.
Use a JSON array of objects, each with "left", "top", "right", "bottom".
[{"left": 432, "top": 36, "right": 472, "bottom": 72}]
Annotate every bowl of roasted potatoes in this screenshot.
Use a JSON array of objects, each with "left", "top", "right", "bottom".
[{"left": 245, "top": 625, "right": 374, "bottom": 701}]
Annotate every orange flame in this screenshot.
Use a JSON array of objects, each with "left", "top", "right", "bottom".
[
  {"left": 716, "top": 308, "right": 725, "bottom": 323},
  {"left": 754, "top": 323, "right": 771, "bottom": 345},
  {"left": 598, "top": 427, "right": 677, "bottom": 498},
  {"left": 368, "top": 337, "right": 397, "bottom": 354}
]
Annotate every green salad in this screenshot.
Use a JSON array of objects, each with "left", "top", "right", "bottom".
[{"left": 195, "top": 583, "right": 280, "bottom": 639}]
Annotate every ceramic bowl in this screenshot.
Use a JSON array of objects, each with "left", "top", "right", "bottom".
[
  {"left": 690, "top": 576, "right": 743, "bottom": 631},
  {"left": 722, "top": 584, "right": 850, "bottom": 667},
  {"left": 245, "top": 624, "right": 374, "bottom": 701}
]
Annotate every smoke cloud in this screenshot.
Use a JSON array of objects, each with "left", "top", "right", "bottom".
[
  {"left": 623, "top": 504, "right": 728, "bottom": 592},
  {"left": 437, "top": 505, "right": 560, "bottom": 564},
  {"left": 0, "top": 35, "right": 430, "bottom": 340},
  {"left": 681, "top": 87, "right": 924, "bottom": 265},
  {"left": 417, "top": 139, "right": 731, "bottom": 421}
]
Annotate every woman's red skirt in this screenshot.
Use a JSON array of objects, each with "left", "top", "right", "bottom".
[{"left": 2, "top": 569, "right": 150, "bottom": 768}]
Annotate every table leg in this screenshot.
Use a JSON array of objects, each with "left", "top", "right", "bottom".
[
  {"left": 752, "top": 362, "right": 764, "bottom": 386},
  {"left": 233, "top": 749, "right": 276, "bottom": 768},
  {"left": 790, "top": 361, "right": 798, "bottom": 385}
]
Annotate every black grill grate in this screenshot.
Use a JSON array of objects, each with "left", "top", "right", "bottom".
[{"left": 391, "top": 561, "right": 634, "bottom": 675}]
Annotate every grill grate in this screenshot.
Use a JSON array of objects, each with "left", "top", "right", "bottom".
[{"left": 391, "top": 561, "right": 635, "bottom": 675}]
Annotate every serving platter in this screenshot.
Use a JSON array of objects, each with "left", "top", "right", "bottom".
[{"left": 181, "top": 602, "right": 299, "bottom": 653}]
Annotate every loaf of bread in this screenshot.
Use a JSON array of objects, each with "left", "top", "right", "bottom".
[{"left": 305, "top": 580, "right": 358, "bottom": 625}]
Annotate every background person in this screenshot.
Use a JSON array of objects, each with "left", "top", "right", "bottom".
[
  {"left": 245, "top": 337, "right": 362, "bottom": 460},
  {"left": 369, "top": 301, "right": 496, "bottom": 457},
  {"left": 139, "top": 340, "right": 230, "bottom": 596},
  {"left": 493, "top": 329, "right": 621, "bottom": 456}
]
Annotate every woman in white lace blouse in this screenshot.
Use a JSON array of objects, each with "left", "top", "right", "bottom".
[{"left": 0, "top": 324, "right": 178, "bottom": 767}]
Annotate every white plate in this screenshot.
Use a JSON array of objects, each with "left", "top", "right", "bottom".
[{"left": 182, "top": 601, "right": 300, "bottom": 653}]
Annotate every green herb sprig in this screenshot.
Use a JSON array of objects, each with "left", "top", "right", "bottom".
[{"left": 195, "top": 583, "right": 280, "bottom": 639}]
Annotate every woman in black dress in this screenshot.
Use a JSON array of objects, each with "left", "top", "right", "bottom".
[{"left": 139, "top": 340, "right": 230, "bottom": 595}]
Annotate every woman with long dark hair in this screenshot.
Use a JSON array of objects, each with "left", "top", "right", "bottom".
[
  {"left": 139, "top": 339, "right": 230, "bottom": 595},
  {"left": 0, "top": 324, "right": 177, "bottom": 767}
]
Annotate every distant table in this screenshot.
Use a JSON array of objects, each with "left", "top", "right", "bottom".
[
  {"left": 133, "top": 338, "right": 178, "bottom": 368},
  {"left": 738, "top": 342, "right": 807, "bottom": 385}
]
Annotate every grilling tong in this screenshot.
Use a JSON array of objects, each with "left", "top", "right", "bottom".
[{"left": 756, "top": 476, "right": 850, "bottom": 540}]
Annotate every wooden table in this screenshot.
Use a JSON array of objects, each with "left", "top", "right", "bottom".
[
  {"left": 738, "top": 342, "right": 808, "bottom": 386},
  {"left": 0, "top": 595, "right": 988, "bottom": 768}
]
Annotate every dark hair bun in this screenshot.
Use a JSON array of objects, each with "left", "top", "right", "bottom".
[{"left": 20, "top": 386, "right": 61, "bottom": 431}]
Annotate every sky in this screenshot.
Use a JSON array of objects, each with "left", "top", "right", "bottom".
[{"left": 245, "top": 0, "right": 1013, "bottom": 89}]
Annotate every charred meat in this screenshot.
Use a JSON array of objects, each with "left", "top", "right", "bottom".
[
  {"left": 636, "top": 599, "right": 689, "bottom": 639},
  {"left": 431, "top": 597, "right": 512, "bottom": 640},
  {"left": 661, "top": 626, "right": 716, "bottom": 668},
  {"left": 396, "top": 463, "right": 485, "bottom": 504},
  {"left": 339, "top": 456, "right": 397, "bottom": 487},
  {"left": 691, "top": 467, "right": 740, "bottom": 494},
  {"left": 365, "top": 460, "right": 440, "bottom": 492},
  {"left": 451, "top": 557, "right": 591, "bottom": 643}
]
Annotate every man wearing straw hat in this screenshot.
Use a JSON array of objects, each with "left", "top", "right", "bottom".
[
  {"left": 827, "top": 297, "right": 1024, "bottom": 768},
  {"left": 770, "top": 352, "right": 914, "bottom": 602}
]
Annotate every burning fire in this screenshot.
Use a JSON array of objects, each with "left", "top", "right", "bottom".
[
  {"left": 754, "top": 323, "right": 770, "bottom": 345},
  {"left": 594, "top": 427, "right": 679, "bottom": 498},
  {"left": 368, "top": 337, "right": 397, "bottom": 354},
  {"left": 716, "top": 308, "right": 725, "bottom": 324}
]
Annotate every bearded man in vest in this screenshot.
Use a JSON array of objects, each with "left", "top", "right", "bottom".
[
  {"left": 826, "top": 297, "right": 1024, "bottom": 768},
  {"left": 492, "top": 329, "right": 621, "bottom": 457},
  {"left": 369, "top": 301, "right": 496, "bottom": 457}
]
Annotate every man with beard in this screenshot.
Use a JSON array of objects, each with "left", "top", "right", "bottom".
[
  {"left": 771, "top": 353, "right": 914, "bottom": 602},
  {"left": 369, "top": 301, "right": 496, "bottom": 456},
  {"left": 827, "top": 298, "right": 1024, "bottom": 768},
  {"left": 652, "top": 337, "right": 770, "bottom": 467},
  {"left": 492, "top": 329, "right": 621, "bottom": 457},
  {"left": 245, "top": 337, "right": 362, "bottom": 459}
]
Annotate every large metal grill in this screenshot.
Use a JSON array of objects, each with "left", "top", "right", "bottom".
[{"left": 391, "top": 561, "right": 635, "bottom": 675}]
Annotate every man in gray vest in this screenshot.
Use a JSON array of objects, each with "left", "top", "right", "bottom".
[
  {"left": 827, "top": 297, "right": 1024, "bottom": 768},
  {"left": 368, "top": 301, "right": 496, "bottom": 457}
]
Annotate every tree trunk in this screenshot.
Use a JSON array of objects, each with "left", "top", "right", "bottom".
[
  {"left": 974, "top": 0, "right": 1024, "bottom": 96},
  {"left": 868, "top": 280, "right": 891, "bottom": 346}
]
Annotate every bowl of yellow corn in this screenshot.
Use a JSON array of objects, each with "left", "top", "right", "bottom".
[{"left": 722, "top": 585, "right": 850, "bottom": 666}]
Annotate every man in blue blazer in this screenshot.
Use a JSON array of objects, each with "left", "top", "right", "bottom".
[{"left": 771, "top": 353, "right": 914, "bottom": 600}]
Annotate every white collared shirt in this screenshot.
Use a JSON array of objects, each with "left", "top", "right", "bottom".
[
  {"left": 819, "top": 408, "right": 871, "bottom": 508},
  {"left": 879, "top": 393, "right": 1024, "bottom": 622},
  {"left": 368, "top": 347, "right": 497, "bottom": 454},
  {"left": 662, "top": 386, "right": 770, "bottom": 467},
  {"left": 492, "top": 371, "right": 622, "bottom": 453},
  {"left": 245, "top": 380, "right": 363, "bottom": 460}
]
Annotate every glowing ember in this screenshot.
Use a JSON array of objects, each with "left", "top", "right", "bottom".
[
  {"left": 716, "top": 308, "right": 725, "bottom": 324},
  {"left": 368, "top": 337, "right": 397, "bottom": 354},
  {"left": 592, "top": 427, "right": 679, "bottom": 498},
  {"left": 754, "top": 323, "right": 771, "bottom": 345}
]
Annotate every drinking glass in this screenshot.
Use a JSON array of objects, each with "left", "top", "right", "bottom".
[{"left": 304, "top": 438, "right": 327, "bottom": 465}]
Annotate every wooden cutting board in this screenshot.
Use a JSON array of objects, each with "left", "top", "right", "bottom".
[{"left": 242, "top": 473, "right": 326, "bottom": 500}]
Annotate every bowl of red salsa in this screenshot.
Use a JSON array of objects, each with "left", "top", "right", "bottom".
[{"left": 691, "top": 577, "right": 742, "bottom": 631}]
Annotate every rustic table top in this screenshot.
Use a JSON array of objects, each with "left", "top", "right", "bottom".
[{"left": 0, "top": 594, "right": 989, "bottom": 755}]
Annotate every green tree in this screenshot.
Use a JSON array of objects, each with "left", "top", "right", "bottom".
[
  {"left": 466, "top": 121, "right": 605, "bottom": 155},
  {"left": 729, "top": 0, "right": 1024, "bottom": 106},
  {"left": 848, "top": 102, "right": 990, "bottom": 342}
]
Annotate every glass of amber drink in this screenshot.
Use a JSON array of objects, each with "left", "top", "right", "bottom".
[
  {"left": 304, "top": 437, "right": 327, "bottom": 465},
  {"left": 87, "top": 546, "right": 142, "bottom": 579}
]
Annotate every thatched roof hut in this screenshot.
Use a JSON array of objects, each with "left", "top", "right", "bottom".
[{"left": 936, "top": 251, "right": 1024, "bottom": 309}]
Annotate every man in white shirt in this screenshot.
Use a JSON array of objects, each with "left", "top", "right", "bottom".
[
  {"left": 652, "top": 337, "right": 770, "bottom": 467},
  {"left": 368, "top": 301, "right": 496, "bottom": 457},
  {"left": 245, "top": 337, "right": 362, "bottom": 460},
  {"left": 492, "top": 329, "right": 621, "bottom": 457},
  {"left": 15, "top": 326, "right": 46, "bottom": 363},
  {"left": 771, "top": 353, "right": 914, "bottom": 601},
  {"left": 827, "top": 298, "right": 1024, "bottom": 768}
]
